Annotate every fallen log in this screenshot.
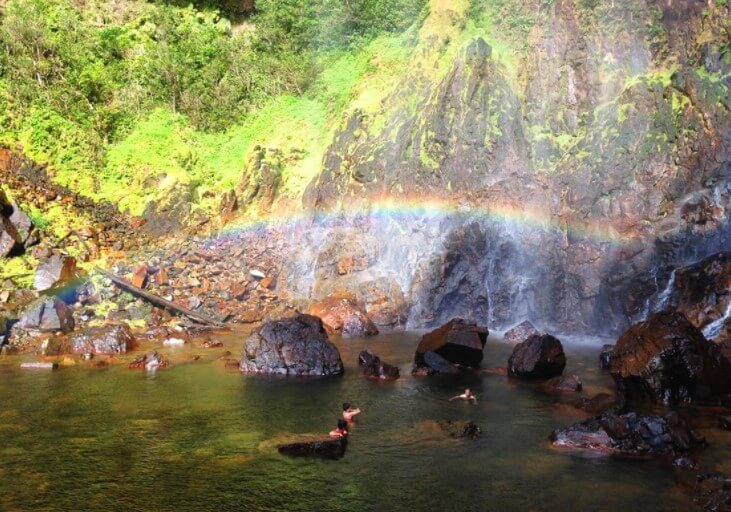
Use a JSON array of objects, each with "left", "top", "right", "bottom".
[{"left": 94, "top": 267, "right": 227, "bottom": 328}]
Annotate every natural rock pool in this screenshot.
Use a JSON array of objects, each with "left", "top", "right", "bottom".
[{"left": 0, "top": 332, "right": 727, "bottom": 511}]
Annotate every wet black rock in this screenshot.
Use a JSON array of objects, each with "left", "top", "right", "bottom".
[
  {"left": 413, "top": 318, "right": 488, "bottom": 375},
  {"left": 599, "top": 344, "right": 614, "bottom": 370},
  {"left": 508, "top": 333, "right": 566, "bottom": 379},
  {"left": 358, "top": 348, "right": 399, "bottom": 380},
  {"left": 70, "top": 324, "right": 136, "bottom": 355},
  {"left": 550, "top": 411, "right": 705, "bottom": 456},
  {"left": 240, "top": 314, "right": 344, "bottom": 376},
  {"left": 17, "top": 296, "right": 75, "bottom": 333},
  {"left": 611, "top": 311, "right": 731, "bottom": 404},
  {"left": 277, "top": 437, "right": 347, "bottom": 460},
  {"left": 721, "top": 416, "right": 731, "bottom": 431},
  {"left": 504, "top": 320, "right": 541, "bottom": 342},
  {"left": 437, "top": 420, "right": 481, "bottom": 440}
]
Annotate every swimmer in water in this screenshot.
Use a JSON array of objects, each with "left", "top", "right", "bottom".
[
  {"left": 342, "top": 402, "right": 361, "bottom": 422},
  {"left": 329, "top": 419, "right": 349, "bottom": 438},
  {"left": 449, "top": 388, "right": 477, "bottom": 403}
]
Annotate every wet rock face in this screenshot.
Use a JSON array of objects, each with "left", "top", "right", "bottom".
[
  {"left": 240, "top": 314, "right": 344, "bottom": 376},
  {"left": 508, "top": 334, "right": 566, "bottom": 379},
  {"left": 308, "top": 296, "right": 378, "bottom": 337},
  {"left": 69, "top": 324, "right": 135, "bottom": 355},
  {"left": 33, "top": 255, "right": 76, "bottom": 292},
  {"left": 277, "top": 437, "right": 347, "bottom": 460},
  {"left": 143, "top": 181, "right": 194, "bottom": 236},
  {"left": 610, "top": 311, "right": 731, "bottom": 404},
  {"left": 667, "top": 252, "right": 731, "bottom": 340},
  {"left": 17, "top": 297, "right": 74, "bottom": 333},
  {"left": 550, "top": 411, "right": 705, "bottom": 457},
  {"left": 358, "top": 348, "right": 399, "bottom": 380},
  {"left": 504, "top": 320, "right": 541, "bottom": 342},
  {"left": 413, "top": 318, "right": 488, "bottom": 374}
]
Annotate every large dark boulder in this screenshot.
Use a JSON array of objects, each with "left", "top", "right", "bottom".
[
  {"left": 508, "top": 333, "right": 566, "bottom": 379},
  {"left": 33, "top": 255, "right": 76, "bottom": 292},
  {"left": 550, "top": 411, "right": 705, "bottom": 457},
  {"left": 17, "top": 297, "right": 74, "bottom": 333},
  {"left": 240, "top": 314, "right": 344, "bottom": 376},
  {"left": 610, "top": 311, "right": 731, "bottom": 404},
  {"left": 504, "top": 320, "right": 541, "bottom": 342},
  {"left": 70, "top": 324, "right": 135, "bottom": 355},
  {"left": 308, "top": 296, "right": 378, "bottom": 337},
  {"left": 277, "top": 437, "right": 347, "bottom": 460},
  {"left": 358, "top": 348, "right": 399, "bottom": 380},
  {"left": 413, "top": 318, "right": 488, "bottom": 374}
]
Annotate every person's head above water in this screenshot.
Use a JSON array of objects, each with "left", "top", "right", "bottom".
[{"left": 343, "top": 402, "right": 351, "bottom": 411}]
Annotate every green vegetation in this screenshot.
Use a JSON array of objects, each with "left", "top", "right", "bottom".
[{"left": 0, "top": 0, "right": 427, "bottom": 215}]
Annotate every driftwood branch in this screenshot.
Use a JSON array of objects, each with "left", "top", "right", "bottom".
[{"left": 94, "top": 267, "right": 227, "bottom": 329}]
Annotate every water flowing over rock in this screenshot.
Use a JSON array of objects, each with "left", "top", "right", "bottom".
[
  {"left": 240, "top": 314, "right": 344, "bottom": 376},
  {"left": 550, "top": 411, "right": 705, "bottom": 457},
  {"left": 358, "top": 348, "right": 399, "bottom": 380},
  {"left": 308, "top": 296, "right": 378, "bottom": 337},
  {"left": 69, "top": 324, "right": 136, "bottom": 355},
  {"left": 504, "top": 320, "right": 541, "bottom": 342},
  {"left": 611, "top": 311, "right": 731, "bottom": 404},
  {"left": 508, "top": 334, "right": 566, "bottom": 379},
  {"left": 17, "top": 297, "right": 74, "bottom": 333},
  {"left": 33, "top": 255, "right": 76, "bottom": 292},
  {"left": 413, "top": 318, "right": 488, "bottom": 375},
  {"left": 654, "top": 252, "right": 731, "bottom": 341}
]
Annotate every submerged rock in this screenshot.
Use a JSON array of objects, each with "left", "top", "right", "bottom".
[
  {"left": 610, "top": 311, "right": 731, "bottom": 404},
  {"left": 599, "top": 344, "right": 614, "bottom": 370},
  {"left": 550, "top": 411, "right": 705, "bottom": 457},
  {"left": 240, "top": 314, "right": 344, "bottom": 376},
  {"left": 508, "top": 333, "right": 566, "bottom": 379},
  {"left": 17, "top": 297, "right": 75, "bottom": 333},
  {"left": 504, "top": 320, "right": 541, "bottom": 342},
  {"left": 543, "top": 374, "right": 582, "bottom": 393},
  {"left": 69, "top": 324, "right": 135, "bottom": 355},
  {"left": 572, "top": 393, "right": 617, "bottom": 415},
  {"left": 277, "top": 437, "right": 347, "bottom": 460},
  {"left": 437, "top": 420, "right": 481, "bottom": 440},
  {"left": 358, "top": 348, "right": 399, "bottom": 380},
  {"left": 413, "top": 318, "right": 488, "bottom": 375},
  {"left": 308, "top": 296, "right": 379, "bottom": 337}
]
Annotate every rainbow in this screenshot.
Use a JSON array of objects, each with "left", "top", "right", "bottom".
[{"left": 209, "top": 193, "right": 641, "bottom": 247}]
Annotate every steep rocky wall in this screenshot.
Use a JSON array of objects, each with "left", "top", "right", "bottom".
[{"left": 296, "top": 0, "right": 731, "bottom": 334}]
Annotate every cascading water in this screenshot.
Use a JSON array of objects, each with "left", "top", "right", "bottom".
[
  {"left": 702, "top": 299, "right": 731, "bottom": 339},
  {"left": 652, "top": 269, "right": 676, "bottom": 313}
]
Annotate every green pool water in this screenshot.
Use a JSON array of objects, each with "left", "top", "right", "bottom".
[{"left": 0, "top": 332, "right": 717, "bottom": 511}]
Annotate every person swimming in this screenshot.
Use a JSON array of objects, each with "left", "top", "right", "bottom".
[
  {"left": 342, "top": 402, "right": 361, "bottom": 422},
  {"left": 449, "top": 388, "right": 477, "bottom": 403},
  {"left": 329, "top": 419, "right": 349, "bottom": 438}
]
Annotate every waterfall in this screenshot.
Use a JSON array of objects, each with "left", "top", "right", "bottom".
[
  {"left": 702, "top": 299, "right": 731, "bottom": 339},
  {"left": 652, "top": 269, "right": 676, "bottom": 313}
]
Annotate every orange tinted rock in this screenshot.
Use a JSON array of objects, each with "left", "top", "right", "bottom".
[{"left": 308, "top": 296, "right": 378, "bottom": 337}]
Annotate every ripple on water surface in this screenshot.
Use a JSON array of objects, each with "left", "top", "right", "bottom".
[{"left": 0, "top": 332, "right": 707, "bottom": 511}]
